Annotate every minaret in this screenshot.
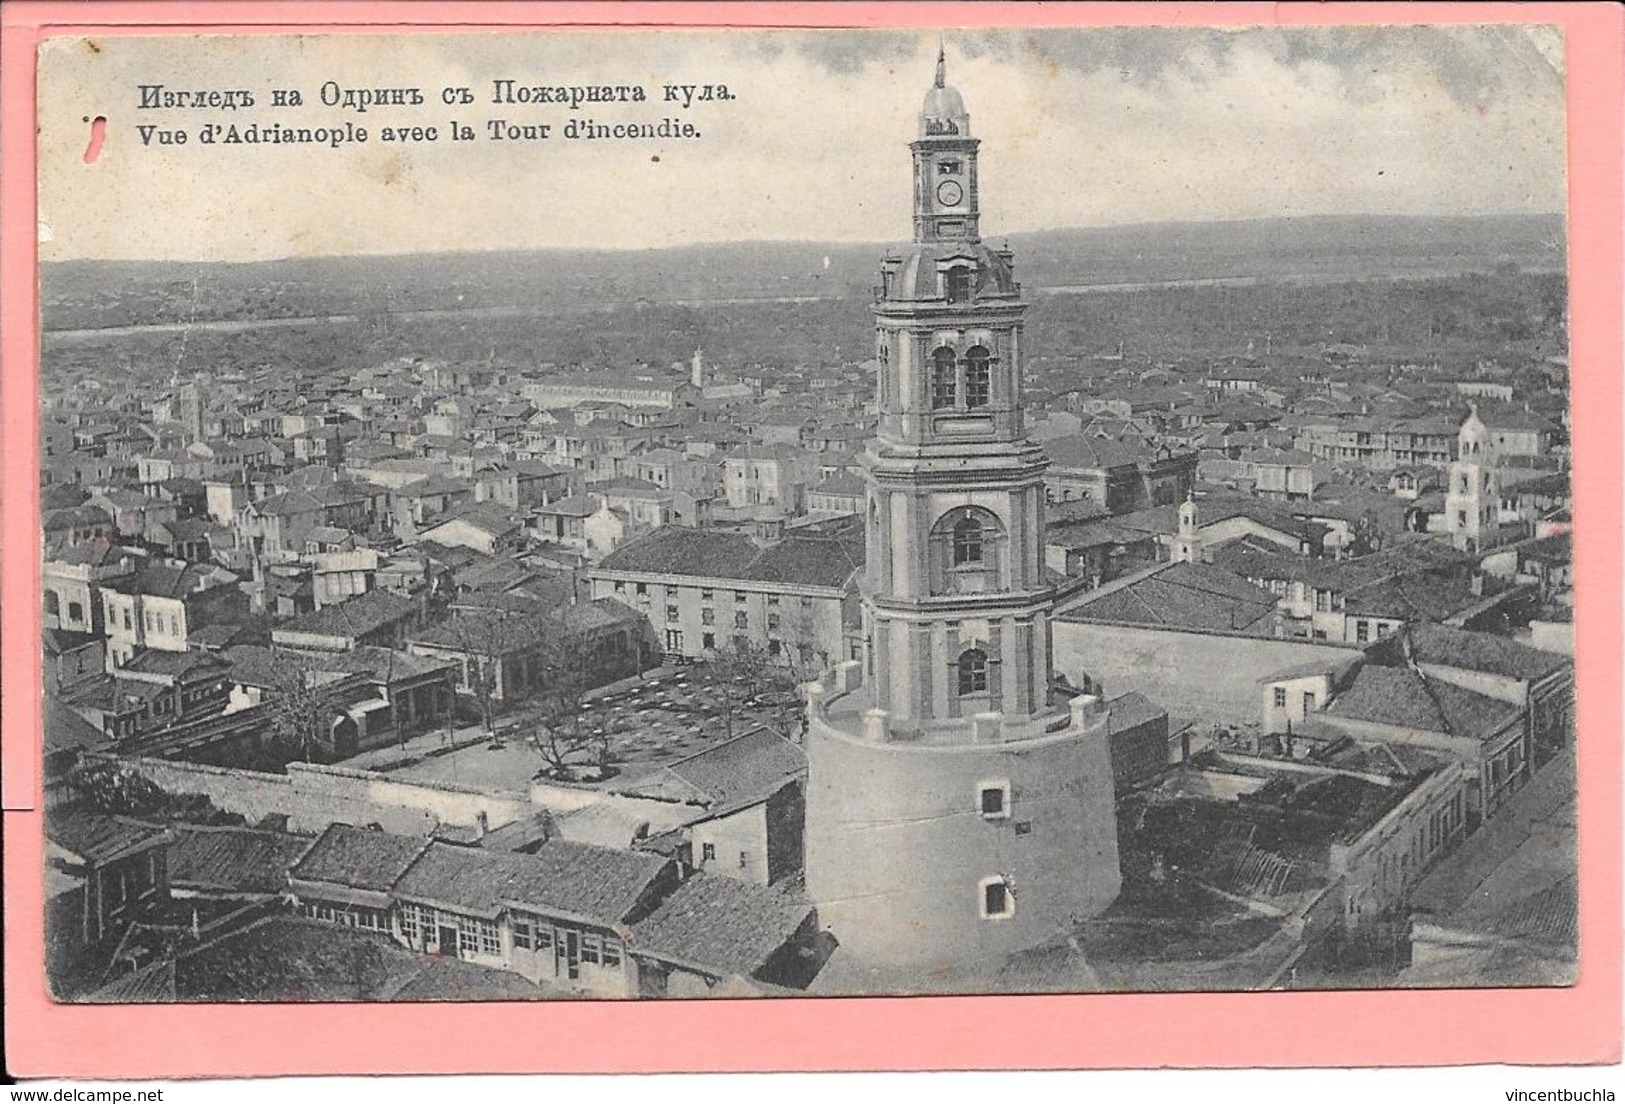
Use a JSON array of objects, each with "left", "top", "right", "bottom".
[
  {"left": 178, "top": 376, "right": 204, "bottom": 444},
  {"left": 1446, "top": 404, "right": 1498, "bottom": 553},
  {"left": 802, "top": 51, "right": 1121, "bottom": 977},
  {"left": 690, "top": 347, "right": 705, "bottom": 388},
  {"left": 1172, "top": 494, "right": 1201, "bottom": 563}
]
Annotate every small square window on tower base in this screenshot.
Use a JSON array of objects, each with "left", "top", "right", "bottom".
[
  {"left": 979, "top": 876, "right": 1013, "bottom": 920},
  {"left": 978, "top": 779, "right": 1011, "bottom": 819}
]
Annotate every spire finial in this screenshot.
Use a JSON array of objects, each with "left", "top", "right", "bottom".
[{"left": 935, "top": 42, "right": 946, "bottom": 88}]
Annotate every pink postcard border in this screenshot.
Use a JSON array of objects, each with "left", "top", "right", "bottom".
[{"left": 2, "top": 1, "right": 1619, "bottom": 1079}]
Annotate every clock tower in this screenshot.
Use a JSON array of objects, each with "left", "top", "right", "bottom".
[
  {"left": 912, "top": 47, "right": 981, "bottom": 244},
  {"left": 802, "top": 50, "right": 1122, "bottom": 978}
]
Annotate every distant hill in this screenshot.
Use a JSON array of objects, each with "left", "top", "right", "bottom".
[{"left": 41, "top": 213, "right": 1565, "bottom": 331}]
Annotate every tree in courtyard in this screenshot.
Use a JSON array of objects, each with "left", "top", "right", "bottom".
[
  {"left": 266, "top": 661, "right": 337, "bottom": 765},
  {"left": 530, "top": 624, "right": 613, "bottom": 781},
  {"left": 707, "top": 635, "right": 804, "bottom": 742},
  {"left": 440, "top": 610, "right": 535, "bottom": 736}
]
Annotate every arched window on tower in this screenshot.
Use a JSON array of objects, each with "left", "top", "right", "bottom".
[
  {"left": 945, "top": 266, "right": 972, "bottom": 304},
  {"left": 930, "top": 506, "right": 1006, "bottom": 594},
  {"left": 962, "top": 345, "right": 992, "bottom": 408},
  {"left": 931, "top": 347, "right": 957, "bottom": 409},
  {"left": 952, "top": 514, "right": 985, "bottom": 565},
  {"left": 957, "top": 648, "right": 989, "bottom": 696}
]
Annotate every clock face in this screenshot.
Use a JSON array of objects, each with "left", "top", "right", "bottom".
[{"left": 936, "top": 179, "right": 964, "bottom": 207}]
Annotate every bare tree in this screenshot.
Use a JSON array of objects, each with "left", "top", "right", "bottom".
[
  {"left": 266, "top": 661, "right": 334, "bottom": 765},
  {"left": 530, "top": 625, "right": 610, "bottom": 780},
  {"left": 707, "top": 635, "right": 802, "bottom": 741},
  {"left": 440, "top": 611, "right": 531, "bottom": 736}
]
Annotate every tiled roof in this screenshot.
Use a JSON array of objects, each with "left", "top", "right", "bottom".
[
  {"left": 1106, "top": 691, "right": 1167, "bottom": 734},
  {"left": 225, "top": 643, "right": 454, "bottom": 688},
  {"left": 598, "top": 526, "right": 760, "bottom": 577},
  {"left": 555, "top": 596, "right": 645, "bottom": 633},
  {"left": 597, "top": 526, "right": 862, "bottom": 590},
  {"left": 535, "top": 494, "right": 600, "bottom": 517},
  {"left": 1212, "top": 539, "right": 1469, "bottom": 593},
  {"left": 392, "top": 839, "right": 669, "bottom": 924},
  {"left": 43, "top": 627, "right": 101, "bottom": 656},
  {"left": 630, "top": 874, "right": 814, "bottom": 977},
  {"left": 287, "top": 823, "right": 429, "bottom": 893},
  {"left": 1481, "top": 875, "right": 1578, "bottom": 948},
  {"left": 254, "top": 490, "right": 326, "bottom": 518},
  {"left": 738, "top": 536, "right": 864, "bottom": 589},
  {"left": 1043, "top": 434, "right": 1154, "bottom": 471},
  {"left": 275, "top": 588, "right": 419, "bottom": 640},
  {"left": 1507, "top": 471, "right": 1570, "bottom": 499},
  {"left": 1339, "top": 574, "right": 1481, "bottom": 622},
  {"left": 622, "top": 729, "right": 807, "bottom": 811},
  {"left": 452, "top": 556, "right": 542, "bottom": 593},
  {"left": 168, "top": 825, "right": 310, "bottom": 894},
  {"left": 1477, "top": 406, "right": 1557, "bottom": 432},
  {"left": 46, "top": 811, "right": 168, "bottom": 865},
  {"left": 381, "top": 953, "right": 551, "bottom": 1001},
  {"left": 399, "top": 474, "right": 475, "bottom": 499},
  {"left": 810, "top": 472, "right": 866, "bottom": 495},
  {"left": 158, "top": 517, "right": 215, "bottom": 541},
  {"left": 119, "top": 648, "right": 230, "bottom": 679},
  {"left": 409, "top": 609, "right": 557, "bottom": 651},
  {"left": 44, "top": 692, "right": 107, "bottom": 753},
  {"left": 1326, "top": 664, "right": 1520, "bottom": 741},
  {"left": 1406, "top": 623, "right": 1570, "bottom": 682},
  {"left": 87, "top": 961, "right": 178, "bottom": 1002},
  {"left": 1060, "top": 562, "right": 1279, "bottom": 634},
  {"left": 422, "top": 503, "right": 521, "bottom": 537},
  {"left": 1109, "top": 497, "right": 1324, "bottom": 543},
  {"left": 108, "top": 561, "right": 205, "bottom": 598},
  {"left": 587, "top": 476, "right": 667, "bottom": 497}
]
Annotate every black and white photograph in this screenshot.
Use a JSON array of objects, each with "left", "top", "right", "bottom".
[{"left": 36, "top": 25, "right": 1577, "bottom": 1004}]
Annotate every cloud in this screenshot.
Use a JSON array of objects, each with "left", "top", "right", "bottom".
[{"left": 777, "top": 26, "right": 1563, "bottom": 110}]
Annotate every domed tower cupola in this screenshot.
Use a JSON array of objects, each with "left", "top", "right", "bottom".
[
  {"left": 920, "top": 45, "right": 971, "bottom": 138},
  {"left": 912, "top": 47, "right": 981, "bottom": 245}
]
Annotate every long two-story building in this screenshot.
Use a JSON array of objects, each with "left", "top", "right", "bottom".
[{"left": 587, "top": 526, "right": 863, "bottom": 668}]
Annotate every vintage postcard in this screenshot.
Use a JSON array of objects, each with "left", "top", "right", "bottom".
[{"left": 5, "top": 3, "right": 1621, "bottom": 1079}]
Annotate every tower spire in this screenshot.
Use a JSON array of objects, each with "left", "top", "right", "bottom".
[{"left": 935, "top": 42, "right": 946, "bottom": 88}]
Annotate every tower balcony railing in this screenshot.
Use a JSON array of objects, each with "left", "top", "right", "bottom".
[{"left": 803, "top": 660, "right": 1107, "bottom": 747}]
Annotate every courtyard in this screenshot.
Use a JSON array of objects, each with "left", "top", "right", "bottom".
[{"left": 340, "top": 663, "right": 804, "bottom": 793}]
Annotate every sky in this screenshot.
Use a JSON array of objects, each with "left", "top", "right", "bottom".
[{"left": 36, "top": 25, "right": 1568, "bottom": 262}]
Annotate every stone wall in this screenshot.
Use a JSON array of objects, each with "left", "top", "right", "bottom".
[
  {"left": 1053, "top": 621, "right": 1356, "bottom": 728},
  {"left": 84, "top": 754, "right": 533, "bottom": 837}
]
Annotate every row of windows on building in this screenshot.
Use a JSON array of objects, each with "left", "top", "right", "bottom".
[
  {"left": 43, "top": 593, "right": 86, "bottom": 622},
  {"left": 510, "top": 915, "right": 625, "bottom": 969},
  {"left": 668, "top": 606, "right": 785, "bottom": 631},
  {"left": 303, "top": 898, "right": 630, "bottom": 971},
  {"left": 100, "top": 601, "right": 183, "bottom": 636},
  {"left": 302, "top": 900, "right": 390, "bottom": 932},
  {"left": 617, "top": 580, "right": 816, "bottom": 612}
]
